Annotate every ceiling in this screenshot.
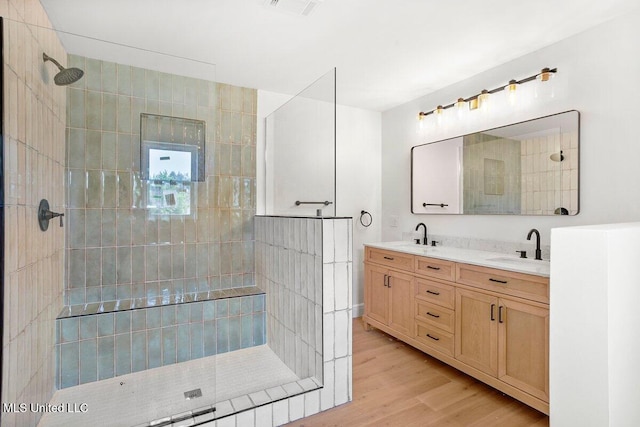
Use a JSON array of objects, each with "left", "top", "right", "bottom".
[{"left": 40, "top": 0, "right": 638, "bottom": 112}]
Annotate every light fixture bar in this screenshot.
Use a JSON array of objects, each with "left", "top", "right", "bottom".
[{"left": 418, "top": 67, "right": 557, "bottom": 118}]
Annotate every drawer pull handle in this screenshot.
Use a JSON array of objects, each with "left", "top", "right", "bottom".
[
  {"left": 427, "top": 265, "right": 441, "bottom": 270},
  {"left": 383, "top": 256, "right": 394, "bottom": 260},
  {"left": 426, "top": 334, "right": 440, "bottom": 341},
  {"left": 426, "top": 290, "right": 440, "bottom": 295},
  {"left": 489, "top": 278, "right": 508, "bottom": 284},
  {"left": 426, "top": 312, "right": 440, "bottom": 318},
  {"left": 490, "top": 304, "right": 495, "bottom": 321}
]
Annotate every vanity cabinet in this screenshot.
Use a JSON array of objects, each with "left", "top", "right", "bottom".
[
  {"left": 497, "top": 298, "right": 549, "bottom": 401},
  {"left": 455, "top": 288, "right": 499, "bottom": 375},
  {"left": 455, "top": 264, "right": 549, "bottom": 401},
  {"left": 363, "top": 245, "right": 550, "bottom": 414},
  {"left": 364, "top": 249, "right": 414, "bottom": 336}
]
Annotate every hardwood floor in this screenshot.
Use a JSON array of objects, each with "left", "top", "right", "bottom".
[{"left": 286, "top": 318, "right": 549, "bottom": 427}]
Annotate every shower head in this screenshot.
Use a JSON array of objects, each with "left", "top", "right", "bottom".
[{"left": 43, "top": 53, "right": 84, "bottom": 86}]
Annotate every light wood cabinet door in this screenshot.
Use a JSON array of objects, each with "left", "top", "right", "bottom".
[
  {"left": 364, "top": 264, "right": 389, "bottom": 325},
  {"left": 388, "top": 270, "right": 414, "bottom": 335},
  {"left": 498, "top": 298, "right": 549, "bottom": 402},
  {"left": 455, "top": 288, "right": 498, "bottom": 376}
]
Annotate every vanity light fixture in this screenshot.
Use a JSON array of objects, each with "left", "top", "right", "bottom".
[{"left": 417, "top": 67, "right": 557, "bottom": 119}]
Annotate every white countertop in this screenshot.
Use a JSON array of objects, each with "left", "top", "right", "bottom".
[{"left": 365, "top": 241, "right": 550, "bottom": 277}]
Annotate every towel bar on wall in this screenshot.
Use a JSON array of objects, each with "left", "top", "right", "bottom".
[{"left": 295, "top": 200, "right": 333, "bottom": 206}]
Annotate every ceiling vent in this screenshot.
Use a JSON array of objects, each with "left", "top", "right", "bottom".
[{"left": 265, "top": 0, "right": 324, "bottom": 16}]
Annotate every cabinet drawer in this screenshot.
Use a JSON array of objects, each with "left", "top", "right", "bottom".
[
  {"left": 366, "top": 247, "right": 414, "bottom": 272},
  {"left": 415, "top": 321, "right": 454, "bottom": 356},
  {"left": 456, "top": 263, "right": 549, "bottom": 303},
  {"left": 415, "top": 278, "right": 455, "bottom": 309},
  {"left": 415, "top": 256, "right": 455, "bottom": 281},
  {"left": 415, "top": 300, "right": 454, "bottom": 333}
]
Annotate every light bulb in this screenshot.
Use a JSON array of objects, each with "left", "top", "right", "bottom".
[
  {"left": 478, "top": 89, "right": 490, "bottom": 111},
  {"left": 455, "top": 98, "right": 467, "bottom": 118},
  {"left": 535, "top": 68, "right": 556, "bottom": 98},
  {"left": 505, "top": 79, "right": 518, "bottom": 106},
  {"left": 416, "top": 112, "right": 425, "bottom": 133}
]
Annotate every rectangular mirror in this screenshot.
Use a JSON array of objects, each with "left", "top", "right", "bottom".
[{"left": 411, "top": 110, "right": 579, "bottom": 215}]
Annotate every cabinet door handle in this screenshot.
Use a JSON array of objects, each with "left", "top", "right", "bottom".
[
  {"left": 426, "top": 290, "right": 440, "bottom": 295},
  {"left": 426, "top": 312, "right": 440, "bottom": 318},
  {"left": 383, "top": 275, "right": 388, "bottom": 287},
  {"left": 489, "top": 278, "right": 508, "bottom": 284},
  {"left": 499, "top": 306, "right": 504, "bottom": 323},
  {"left": 427, "top": 266, "right": 441, "bottom": 270},
  {"left": 491, "top": 304, "right": 495, "bottom": 321},
  {"left": 383, "top": 256, "right": 394, "bottom": 260},
  {"left": 387, "top": 276, "right": 392, "bottom": 288},
  {"left": 426, "top": 334, "right": 440, "bottom": 341}
]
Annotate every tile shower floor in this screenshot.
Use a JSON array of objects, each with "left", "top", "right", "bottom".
[{"left": 39, "top": 345, "right": 301, "bottom": 427}]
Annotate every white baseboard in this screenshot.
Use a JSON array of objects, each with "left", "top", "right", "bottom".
[{"left": 352, "top": 303, "right": 364, "bottom": 318}]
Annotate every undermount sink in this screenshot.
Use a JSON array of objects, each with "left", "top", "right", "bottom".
[
  {"left": 486, "top": 256, "right": 548, "bottom": 265},
  {"left": 397, "top": 243, "right": 438, "bottom": 251}
]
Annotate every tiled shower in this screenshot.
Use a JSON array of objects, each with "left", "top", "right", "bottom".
[
  {"left": 56, "top": 54, "right": 263, "bottom": 389},
  {"left": 3, "top": 4, "right": 352, "bottom": 424}
]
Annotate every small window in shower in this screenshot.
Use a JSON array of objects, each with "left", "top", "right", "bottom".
[{"left": 140, "top": 114, "right": 206, "bottom": 216}]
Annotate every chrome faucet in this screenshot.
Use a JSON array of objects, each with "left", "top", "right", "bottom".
[
  {"left": 527, "top": 228, "right": 542, "bottom": 260},
  {"left": 415, "top": 223, "right": 428, "bottom": 245}
]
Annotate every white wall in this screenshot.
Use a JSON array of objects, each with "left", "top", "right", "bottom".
[
  {"left": 381, "top": 8, "right": 640, "bottom": 247},
  {"left": 550, "top": 223, "right": 640, "bottom": 426},
  {"left": 257, "top": 91, "right": 382, "bottom": 317}
]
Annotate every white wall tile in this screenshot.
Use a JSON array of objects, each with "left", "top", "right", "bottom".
[
  {"left": 272, "top": 400, "right": 289, "bottom": 426},
  {"left": 333, "top": 263, "right": 349, "bottom": 311},
  {"left": 304, "top": 389, "right": 321, "bottom": 417},
  {"left": 299, "top": 254, "right": 308, "bottom": 298},
  {"left": 333, "top": 219, "right": 349, "bottom": 263},
  {"left": 293, "top": 218, "right": 301, "bottom": 252},
  {"left": 314, "top": 220, "right": 322, "bottom": 256},
  {"left": 253, "top": 216, "right": 353, "bottom": 425},
  {"left": 305, "top": 254, "right": 315, "bottom": 299},
  {"left": 235, "top": 409, "right": 254, "bottom": 426},
  {"left": 322, "top": 264, "right": 334, "bottom": 313},
  {"left": 334, "top": 310, "right": 348, "bottom": 359},
  {"left": 322, "top": 220, "right": 334, "bottom": 263},
  {"left": 216, "top": 414, "right": 236, "bottom": 427},
  {"left": 334, "top": 357, "right": 349, "bottom": 406},
  {"left": 299, "top": 218, "right": 307, "bottom": 253},
  {"left": 323, "top": 313, "right": 334, "bottom": 361},
  {"left": 288, "top": 394, "right": 305, "bottom": 422},
  {"left": 315, "top": 304, "right": 323, "bottom": 351},
  {"left": 314, "top": 256, "right": 323, "bottom": 305},
  {"left": 306, "top": 219, "right": 315, "bottom": 254},
  {"left": 254, "top": 404, "right": 273, "bottom": 427},
  {"left": 320, "top": 360, "right": 334, "bottom": 411}
]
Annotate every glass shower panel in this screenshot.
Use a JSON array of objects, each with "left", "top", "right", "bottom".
[
  {"left": 265, "top": 68, "right": 336, "bottom": 217},
  {"left": 6, "top": 20, "right": 231, "bottom": 427}
]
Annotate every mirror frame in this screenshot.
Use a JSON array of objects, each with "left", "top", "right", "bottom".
[{"left": 411, "top": 110, "right": 580, "bottom": 215}]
